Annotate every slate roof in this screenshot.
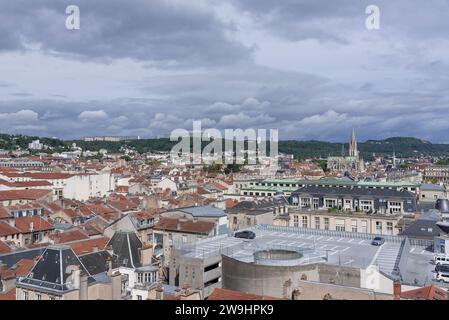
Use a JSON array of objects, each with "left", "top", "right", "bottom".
[
  {"left": 227, "top": 197, "right": 288, "bottom": 216},
  {"left": 291, "top": 185, "right": 416, "bottom": 199},
  {"left": 107, "top": 231, "right": 142, "bottom": 269},
  {"left": 177, "top": 205, "right": 226, "bottom": 218},
  {"left": 401, "top": 215, "right": 443, "bottom": 239},
  {"left": 78, "top": 250, "right": 113, "bottom": 276},
  {"left": 16, "top": 245, "right": 94, "bottom": 294}
]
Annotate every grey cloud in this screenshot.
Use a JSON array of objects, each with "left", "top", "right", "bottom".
[{"left": 0, "top": 0, "right": 252, "bottom": 67}]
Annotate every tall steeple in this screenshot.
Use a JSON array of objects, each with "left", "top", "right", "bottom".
[{"left": 349, "top": 128, "right": 358, "bottom": 157}]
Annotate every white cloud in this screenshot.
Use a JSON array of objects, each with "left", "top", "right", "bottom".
[
  {"left": 78, "top": 110, "right": 108, "bottom": 121},
  {"left": 0, "top": 109, "right": 39, "bottom": 123}
]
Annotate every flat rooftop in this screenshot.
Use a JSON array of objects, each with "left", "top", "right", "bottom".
[{"left": 176, "top": 225, "right": 435, "bottom": 286}]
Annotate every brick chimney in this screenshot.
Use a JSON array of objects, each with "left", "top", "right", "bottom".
[{"left": 393, "top": 279, "right": 401, "bottom": 300}]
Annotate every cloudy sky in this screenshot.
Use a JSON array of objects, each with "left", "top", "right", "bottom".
[{"left": 1, "top": 0, "right": 449, "bottom": 142}]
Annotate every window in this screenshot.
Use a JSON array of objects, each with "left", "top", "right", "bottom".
[
  {"left": 315, "top": 217, "right": 321, "bottom": 230},
  {"left": 246, "top": 217, "right": 251, "bottom": 225},
  {"left": 233, "top": 217, "right": 237, "bottom": 224},
  {"left": 325, "top": 199, "right": 337, "bottom": 208},
  {"left": 335, "top": 219, "right": 345, "bottom": 232},
  {"left": 36, "top": 294, "right": 41, "bottom": 301},
  {"left": 324, "top": 218, "right": 330, "bottom": 230},
  {"left": 360, "top": 200, "right": 372, "bottom": 212},
  {"left": 23, "top": 291, "right": 29, "bottom": 300},
  {"left": 137, "top": 295, "right": 142, "bottom": 300},
  {"left": 313, "top": 198, "right": 319, "bottom": 209},
  {"left": 293, "top": 216, "right": 299, "bottom": 227},
  {"left": 388, "top": 202, "right": 402, "bottom": 214},
  {"left": 301, "top": 198, "right": 311, "bottom": 208},
  {"left": 375, "top": 221, "right": 382, "bottom": 234},
  {"left": 361, "top": 220, "right": 368, "bottom": 233},
  {"left": 386, "top": 222, "right": 393, "bottom": 235},
  {"left": 351, "top": 220, "right": 357, "bottom": 233},
  {"left": 301, "top": 216, "right": 308, "bottom": 228},
  {"left": 182, "top": 235, "right": 187, "bottom": 243}
]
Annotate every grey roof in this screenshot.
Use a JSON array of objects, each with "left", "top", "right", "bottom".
[
  {"left": 421, "top": 184, "right": 445, "bottom": 191},
  {"left": 0, "top": 248, "right": 46, "bottom": 268},
  {"left": 78, "top": 250, "right": 113, "bottom": 275},
  {"left": 177, "top": 205, "right": 226, "bottom": 218},
  {"left": 107, "top": 231, "right": 142, "bottom": 269},
  {"left": 291, "top": 185, "right": 416, "bottom": 199},
  {"left": 401, "top": 219, "right": 443, "bottom": 239},
  {"left": 227, "top": 197, "right": 289, "bottom": 216},
  {"left": 17, "top": 245, "right": 95, "bottom": 293}
]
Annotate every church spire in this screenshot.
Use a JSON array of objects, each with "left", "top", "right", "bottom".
[{"left": 349, "top": 128, "right": 358, "bottom": 157}]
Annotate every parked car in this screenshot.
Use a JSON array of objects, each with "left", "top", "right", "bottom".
[
  {"left": 371, "top": 236, "right": 385, "bottom": 246},
  {"left": 234, "top": 230, "right": 256, "bottom": 239},
  {"left": 435, "top": 272, "right": 449, "bottom": 283},
  {"left": 434, "top": 254, "right": 449, "bottom": 266},
  {"left": 435, "top": 264, "right": 449, "bottom": 273}
]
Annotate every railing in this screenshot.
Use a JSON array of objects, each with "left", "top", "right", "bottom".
[
  {"left": 256, "top": 224, "right": 405, "bottom": 243},
  {"left": 409, "top": 238, "right": 434, "bottom": 249}
]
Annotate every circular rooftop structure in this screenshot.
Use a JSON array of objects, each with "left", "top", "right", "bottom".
[{"left": 253, "top": 249, "right": 304, "bottom": 266}]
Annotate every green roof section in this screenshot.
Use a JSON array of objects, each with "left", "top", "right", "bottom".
[{"left": 242, "top": 177, "right": 419, "bottom": 192}]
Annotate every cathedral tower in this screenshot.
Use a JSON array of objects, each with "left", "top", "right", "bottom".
[{"left": 349, "top": 128, "right": 358, "bottom": 157}]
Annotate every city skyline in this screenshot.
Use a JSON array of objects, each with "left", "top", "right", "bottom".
[{"left": 1, "top": 1, "right": 449, "bottom": 142}]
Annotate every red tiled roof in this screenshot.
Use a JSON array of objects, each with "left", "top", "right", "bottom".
[
  {"left": 14, "top": 180, "right": 53, "bottom": 187},
  {"left": 26, "top": 173, "right": 74, "bottom": 180},
  {"left": 14, "top": 216, "right": 53, "bottom": 233},
  {"left": 154, "top": 217, "right": 215, "bottom": 235},
  {"left": 10, "top": 259, "right": 35, "bottom": 277},
  {"left": 0, "top": 221, "right": 20, "bottom": 236},
  {"left": 0, "top": 240, "right": 11, "bottom": 254},
  {"left": 207, "top": 288, "right": 282, "bottom": 300},
  {"left": 0, "top": 189, "right": 52, "bottom": 201},
  {"left": 68, "top": 237, "right": 110, "bottom": 255},
  {"left": 0, "top": 289, "right": 15, "bottom": 300},
  {"left": 0, "top": 206, "right": 11, "bottom": 219},
  {"left": 401, "top": 285, "right": 449, "bottom": 300},
  {"left": 52, "top": 228, "right": 89, "bottom": 243}
]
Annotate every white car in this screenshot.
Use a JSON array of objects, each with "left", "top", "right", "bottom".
[
  {"left": 434, "top": 254, "right": 449, "bottom": 266},
  {"left": 435, "top": 272, "right": 449, "bottom": 283}
]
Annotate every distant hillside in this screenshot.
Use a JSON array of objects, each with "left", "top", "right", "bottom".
[{"left": 2, "top": 133, "right": 449, "bottom": 159}]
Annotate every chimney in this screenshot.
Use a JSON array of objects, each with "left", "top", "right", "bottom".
[
  {"left": 106, "top": 257, "right": 113, "bottom": 276},
  {"left": 79, "top": 271, "right": 89, "bottom": 300},
  {"left": 29, "top": 222, "right": 34, "bottom": 232},
  {"left": 393, "top": 279, "right": 401, "bottom": 300},
  {"left": 92, "top": 245, "right": 98, "bottom": 252},
  {"left": 140, "top": 243, "right": 153, "bottom": 266}
]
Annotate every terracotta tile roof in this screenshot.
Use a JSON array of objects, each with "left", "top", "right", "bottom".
[
  {"left": 10, "top": 259, "right": 35, "bottom": 277},
  {"left": 108, "top": 200, "right": 138, "bottom": 212},
  {"left": 43, "top": 202, "right": 63, "bottom": 213},
  {"left": 401, "top": 285, "right": 449, "bottom": 300},
  {"left": 14, "top": 180, "right": 53, "bottom": 187},
  {"left": 68, "top": 237, "right": 110, "bottom": 255},
  {"left": 0, "top": 288, "right": 15, "bottom": 300},
  {"left": 208, "top": 288, "right": 282, "bottom": 300},
  {"left": 0, "top": 206, "right": 11, "bottom": 219},
  {"left": 154, "top": 217, "right": 215, "bottom": 235},
  {"left": 62, "top": 208, "right": 78, "bottom": 218},
  {"left": 0, "top": 240, "right": 12, "bottom": 254},
  {"left": 0, "top": 221, "right": 20, "bottom": 236},
  {"left": 0, "top": 189, "right": 52, "bottom": 201},
  {"left": 78, "top": 224, "right": 102, "bottom": 236},
  {"left": 14, "top": 216, "right": 54, "bottom": 233},
  {"left": 226, "top": 199, "right": 240, "bottom": 209},
  {"left": 25, "top": 172, "right": 74, "bottom": 180},
  {"left": 52, "top": 228, "right": 89, "bottom": 243}
]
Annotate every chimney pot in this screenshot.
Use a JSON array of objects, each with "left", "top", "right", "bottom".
[{"left": 393, "top": 279, "right": 401, "bottom": 300}]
